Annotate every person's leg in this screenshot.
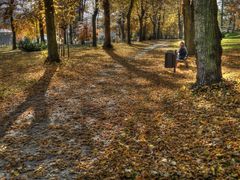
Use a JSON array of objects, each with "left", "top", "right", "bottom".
[{"left": 176, "top": 54, "right": 180, "bottom": 68}]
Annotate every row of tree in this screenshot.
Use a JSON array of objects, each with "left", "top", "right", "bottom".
[
  {"left": 0, "top": 0, "right": 238, "bottom": 86},
  {"left": 220, "top": 0, "right": 240, "bottom": 32},
  {"left": 1, "top": 0, "right": 184, "bottom": 49}
]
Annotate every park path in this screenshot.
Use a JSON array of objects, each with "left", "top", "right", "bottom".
[
  {"left": 133, "top": 42, "right": 169, "bottom": 60},
  {"left": 0, "top": 42, "right": 177, "bottom": 178},
  {"left": 2, "top": 41, "right": 238, "bottom": 179}
]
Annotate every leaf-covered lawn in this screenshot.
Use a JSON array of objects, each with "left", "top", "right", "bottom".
[{"left": 0, "top": 40, "right": 239, "bottom": 179}]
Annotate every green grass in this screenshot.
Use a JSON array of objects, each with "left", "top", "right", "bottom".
[
  {"left": 222, "top": 34, "right": 240, "bottom": 51},
  {"left": 223, "top": 32, "right": 240, "bottom": 39}
]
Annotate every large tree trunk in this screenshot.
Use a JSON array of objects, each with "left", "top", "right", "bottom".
[
  {"left": 43, "top": 0, "right": 60, "bottom": 62},
  {"left": 194, "top": 0, "right": 222, "bottom": 86},
  {"left": 103, "top": 0, "right": 112, "bottom": 48},
  {"left": 127, "top": 0, "right": 134, "bottom": 44},
  {"left": 10, "top": 15, "right": 17, "bottom": 50},
  {"left": 92, "top": 0, "right": 99, "bottom": 47},
  {"left": 183, "top": 0, "right": 195, "bottom": 55}
]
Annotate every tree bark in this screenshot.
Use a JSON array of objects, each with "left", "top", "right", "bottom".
[
  {"left": 127, "top": 0, "right": 134, "bottom": 44},
  {"left": 78, "top": 0, "right": 86, "bottom": 21},
  {"left": 183, "top": 0, "right": 195, "bottom": 55},
  {"left": 138, "top": 0, "right": 146, "bottom": 42},
  {"left": 10, "top": 15, "right": 17, "bottom": 50},
  {"left": 232, "top": 14, "right": 236, "bottom": 32},
  {"left": 139, "top": 17, "right": 144, "bottom": 41},
  {"left": 120, "top": 13, "right": 126, "bottom": 42},
  {"left": 63, "top": 28, "right": 67, "bottom": 45},
  {"left": 178, "top": 5, "right": 183, "bottom": 39},
  {"left": 142, "top": 16, "right": 147, "bottom": 40},
  {"left": 194, "top": 0, "right": 222, "bottom": 86},
  {"left": 9, "top": 0, "right": 16, "bottom": 50},
  {"left": 39, "top": 19, "right": 45, "bottom": 43},
  {"left": 103, "top": 0, "right": 112, "bottom": 48},
  {"left": 157, "top": 14, "right": 161, "bottom": 39},
  {"left": 221, "top": 0, "right": 224, "bottom": 28},
  {"left": 43, "top": 0, "right": 60, "bottom": 62},
  {"left": 69, "top": 24, "right": 73, "bottom": 44},
  {"left": 92, "top": 0, "right": 99, "bottom": 47},
  {"left": 39, "top": 0, "right": 45, "bottom": 43},
  {"left": 36, "top": 21, "right": 40, "bottom": 43},
  {"left": 152, "top": 20, "right": 157, "bottom": 39}
]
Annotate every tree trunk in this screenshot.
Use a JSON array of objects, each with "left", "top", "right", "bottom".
[
  {"left": 194, "top": 0, "right": 222, "bottom": 86},
  {"left": 178, "top": 7, "right": 183, "bottom": 39},
  {"left": 162, "top": 8, "right": 165, "bottom": 39},
  {"left": 10, "top": 15, "right": 17, "bottom": 50},
  {"left": 63, "top": 28, "right": 67, "bottom": 44},
  {"left": 152, "top": 21, "right": 156, "bottom": 40},
  {"left": 157, "top": 15, "right": 161, "bottom": 39},
  {"left": 39, "top": 0, "right": 45, "bottom": 43},
  {"left": 142, "top": 17, "right": 147, "bottom": 41},
  {"left": 139, "top": 17, "right": 144, "bottom": 41},
  {"left": 69, "top": 24, "right": 73, "bottom": 44},
  {"left": 36, "top": 21, "right": 40, "bottom": 43},
  {"left": 127, "top": 0, "right": 134, "bottom": 44},
  {"left": 78, "top": 0, "right": 86, "bottom": 21},
  {"left": 103, "top": 0, "right": 112, "bottom": 48},
  {"left": 39, "top": 19, "right": 45, "bottom": 43},
  {"left": 120, "top": 14, "right": 126, "bottom": 42},
  {"left": 9, "top": 0, "right": 16, "bottom": 50},
  {"left": 183, "top": 0, "right": 195, "bottom": 55},
  {"left": 232, "top": 14, "right": 236, "bottom": 32},
  {"left": 221, "top": 0, "right": 224, "bottom": 28},
  {"left": 63, "top": 28, "right": 67, "bottom": 45},
  {"left": 92, "top": 0, "right": 99, "bottom": 47},
  {"left": 43, "top": 0, "right": 60, "bottom": 62}
]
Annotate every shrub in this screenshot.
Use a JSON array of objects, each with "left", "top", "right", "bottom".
[{"left": 19, "top": 38, "right": 47, "bottom": 52}]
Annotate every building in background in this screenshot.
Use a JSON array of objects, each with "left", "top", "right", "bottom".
[{"left": 0, "top": 29, "right": 12, "bottom": 46}]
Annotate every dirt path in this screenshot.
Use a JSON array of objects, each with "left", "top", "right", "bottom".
[
  {"left": 1, "top": 43, "right": 173, "bottom": 178},
  {"left": 133, "top": 42, "right": 169, "bottom": 60}
]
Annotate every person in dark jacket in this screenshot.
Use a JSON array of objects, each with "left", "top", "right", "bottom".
[{"left": 176, "top": 41, "right": 189, "bottom": 68}]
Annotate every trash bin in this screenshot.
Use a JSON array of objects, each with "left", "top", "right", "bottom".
[{"left": 165, "top": 51, "right": 176, "bottom": 68}]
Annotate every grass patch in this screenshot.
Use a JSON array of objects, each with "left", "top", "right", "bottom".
[
  {"left": 224, "top": 32, "right": 240, "bottom": 39},
  {"left": 222, "top": 38, "right": 240, "bottom": 51}
]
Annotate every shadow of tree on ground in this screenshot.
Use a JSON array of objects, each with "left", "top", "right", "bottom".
[
  {"left": 104, "top": 49, "right": 179, "bottom": 89},
  {"left": 0, "top": 65, "right": 58, "bottom": 137}
]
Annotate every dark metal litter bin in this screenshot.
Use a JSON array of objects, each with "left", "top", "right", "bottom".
[{"left": 165, "top": 51, "right": 177, "bottom": 72}]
